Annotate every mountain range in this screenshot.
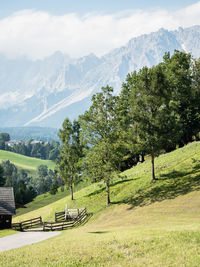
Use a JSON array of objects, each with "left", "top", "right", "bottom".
[{"left": 0, "top": 25, "right": 200, "bottom": 128}]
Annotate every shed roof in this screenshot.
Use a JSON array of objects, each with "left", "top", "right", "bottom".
[{"left": 0, "top": 187, "right": 16, "bottom": 215}]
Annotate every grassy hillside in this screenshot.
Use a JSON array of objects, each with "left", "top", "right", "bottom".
[
  {"left": 14, "top": 141, "right": 200, "bottom": 222},
  {"left": 1, "top": 142, "right": 200, "bottom": 266},
  {"left": 0, "top": 150, "right": 55, "bottom": 175}
]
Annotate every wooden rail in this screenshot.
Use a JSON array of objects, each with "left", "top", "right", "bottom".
[
  {"left": 46, "top": 208, "right": 87, "bottom": 231},
  {"left": 12, "top": 216, "right": 42, "bottom": 231},
  {"left": 12, "top": 208, "right": 87, "bottom": 232},
  {"left": 55, "top": 208, "right": 85, "bottom": 222}
]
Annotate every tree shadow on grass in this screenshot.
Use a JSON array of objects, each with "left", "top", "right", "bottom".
[
  {"left": 81, "top": 213, "right": 93, "bottom": 226},
  {"left": 159, "top": 166, "right": 200, "bottom": 180},
  {"left": 159, "top": 170, "right": 190, "bottom": 180},
  {"left": 88, "top": 231, "right": 109, "bottom": 234},
  {"left": 193, "top": 163, "right": 200, "bottom": 171},
  {"left": 113, "top": 163, "right": 200, "bottom": 210},
  {"left": 86, "top": 178, "right": 140, "bottom": 197},
  {"left": 110, "top": 178, "right": 140, "bottom": 187}
]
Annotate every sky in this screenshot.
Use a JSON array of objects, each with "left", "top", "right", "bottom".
[{"left": 0, "top": 0, "right": 199, "bottom": 60}]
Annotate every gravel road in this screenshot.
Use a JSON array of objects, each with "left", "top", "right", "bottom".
[{"left": 0, "top": 231, "right": 61, "bottom": 252}]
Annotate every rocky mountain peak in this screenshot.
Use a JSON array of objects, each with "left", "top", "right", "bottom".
[{"left": 0, "top": 25, "right": 200, "bottom": 128}]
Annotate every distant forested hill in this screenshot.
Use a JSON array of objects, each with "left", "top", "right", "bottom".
[{"left": 0, "top": 127, "right": 59, "bottom": 142}]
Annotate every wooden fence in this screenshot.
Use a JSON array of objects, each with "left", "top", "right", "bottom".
[
  {"left": 12, "top": 208, "right": 87, "bottom": 232},
  {"left": 12, "top": 216, "right": 42, "bottom": 231},
  {"left": 44, "top": 208, "right": 87, "bottom": 231},
  {"left": 55, "top": 208, "right": 85, "bottom": 222}
]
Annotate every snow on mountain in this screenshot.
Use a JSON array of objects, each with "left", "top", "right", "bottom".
[{"left": 0, "top": 25, "right": 200, "bottom": 128}]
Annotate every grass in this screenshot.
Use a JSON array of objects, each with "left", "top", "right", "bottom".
[
  {"left": 2, "top": 192, "right": 200, "bottom": 266},
  {"left": 15, "top": 180, "right": 91, "bottom": 217},
  {"left": 15, "top": 188, "right": 68, "bottom": 217},
  {"left": 1, "top": 141, "right": 200, "bottom": 266},
  {"left": 14, "top": 141, "right": 200, "bottom": 222},
  {"left": 0, "top": 229, "right": 16, "bottom": 238},
  {"left": 0, "top": 149, "right": 55, "bottom": 175}
]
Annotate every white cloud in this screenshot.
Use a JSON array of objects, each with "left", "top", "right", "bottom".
[{"left": 0, "top": 2, "right": 200, "bottom": 60}]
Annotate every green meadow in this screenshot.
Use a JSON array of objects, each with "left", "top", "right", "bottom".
[
  {"left": 1, "top": 141, "right": 200, "bottom": 266},
  {"left": 0, "top": 149, "right": 55, "bottom": 175}
]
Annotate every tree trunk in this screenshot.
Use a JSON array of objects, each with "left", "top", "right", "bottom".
[
  {"left": 136, "top": 154, "right": 140, "bottom": 164},
  {"left": 151, "top": 147, "right": 156, "bottom": 183},
  {"left": 106, "top": 179, "right": 110, "bottom": 205},
  {"left": 70, "top": 178, "right": 74, "bottom": 200}
]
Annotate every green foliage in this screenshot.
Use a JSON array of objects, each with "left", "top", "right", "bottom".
[
  {"left": 37, "top": 165, "right": 48, "bottom": 178},
  {"left": 9, "top": 140, "right": 60, "bottom": 160},
  {"left": 48, "top": 147, "right": 60, "bottom": 160},
  {"left": 79, "top": 86, "right": 121, "bottom": 205},
  {"left": 1, "top": 160, "right": 18, "bottom": 187},
  {"left": 0, "top": 164, "right": 4, "bottom": 186},
  {"left": 1, "top": 160, "right": 37, "bottom": 205},
  {"left": 49, "top": 180, "right": 59, "bottom": 195},
  {"left": 34, "top": 165, "right": 63, "bottom": 195},
  {"left": 55, "top": 50, "right": 200, "bottom": 201},
  {"left": 0, "top": 160, "right": 58, "bottom": 204},
  {"left": 0, "top": 140, "right": 5, "bottom": 150},
  {"left": 128, "top": 64, "right": 180, "bottom": 181},
  {"left": 0, "top": 132, "right": 10, "bottom": 142},
  {"left": 14, "top": 180, "right": 37, "bottom": 205},
  {"left": 115, "top": 79, "right": 141, "bottom": 171},
  {"left": 116, "top": 50, "right": 200, "bottom": 181},
  {"left": 162, "top": 50, "right": 197, "bottom": 146},
  {"left": 0, "top": 132, "right": 10, "bottom": 150},
  {"left": 57, "top": 118, "right": 83, "bottom": 200}
]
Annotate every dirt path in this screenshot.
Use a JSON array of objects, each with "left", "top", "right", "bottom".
[{"left": 0, "top": 231, "right": 61, "bottom": 252}]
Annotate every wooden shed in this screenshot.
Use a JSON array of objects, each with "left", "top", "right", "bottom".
[{"left": 0, "top": 187, "right": 16, "bottom": 229}]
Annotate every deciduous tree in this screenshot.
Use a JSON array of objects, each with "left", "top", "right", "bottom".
[
  {"left": 57, "top": 118, "right": 83, "bottom": 200},
  {"left": 79, "top": 86, "right": 120, "bottom": 205},
  {"left": 129, "top": 64, "right": 179, "bottom": 182}
]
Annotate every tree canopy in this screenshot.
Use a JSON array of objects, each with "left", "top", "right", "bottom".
[
  {"left": 57, "top": 118, "right": 83, "bottom": 200},
  {"left": 80, "top": 86, "right": 123, "bottom": 204},
  {"left": 56, "top": 50, "right": 200, "bottom": 204}
]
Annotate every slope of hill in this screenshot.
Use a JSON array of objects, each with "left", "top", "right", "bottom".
[
  {"left": 14, "top": 141, "right": 200, "bottom": 221},
  {"left": 0, "top": 26, "right": 200, "bottom": 128},
  {"left": 0, "top": 150, "right": 55, "bottom": 174},
  {"left": 2, "top": 142, "right": 199, "bottom": 266}
]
